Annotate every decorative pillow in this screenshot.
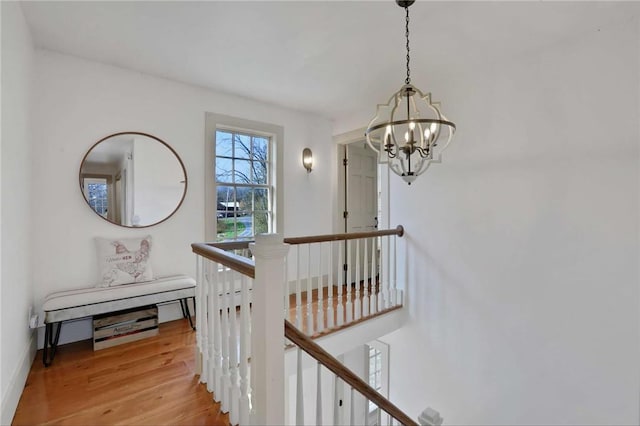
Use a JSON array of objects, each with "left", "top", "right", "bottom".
[{"left": 95, "top": 235, "right": 153, "bottom": 287}]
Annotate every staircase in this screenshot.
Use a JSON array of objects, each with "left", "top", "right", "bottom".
[{"left": 192, "top": 226, "right": 414, "bottom": 425}]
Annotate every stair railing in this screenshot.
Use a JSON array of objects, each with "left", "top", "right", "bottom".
[
  {"left": 285, "top": 319, "right": 417, "bottom": 426},
  {"left": 192, "top": 239, "right": 255, "bottom": 425},
  {"left": 283, "top": 225, "right": 404, "bottom": 336},
  {"left": 192, "top": 227, "right": 410, "bottom": 425}
]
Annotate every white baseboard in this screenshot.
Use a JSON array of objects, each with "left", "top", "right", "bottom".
[{"left": 1, "top": 331, "right": 36, "bottom": 425}]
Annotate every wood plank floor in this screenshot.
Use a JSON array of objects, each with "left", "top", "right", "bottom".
[
  {"left": 12, "top": 319, "right": 228, "bottom": 426},
  {"left": 287, "top": 281, "right": 402, "bottom": 337},
  {"left": 13, "top": 283, "right": 400, "bottom": 425}
]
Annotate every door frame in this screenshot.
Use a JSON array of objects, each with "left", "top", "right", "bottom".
[{"left": 333, "top": 128, "right": 390, "bottom": 236}]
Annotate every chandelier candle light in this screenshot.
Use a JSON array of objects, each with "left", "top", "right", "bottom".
[{"left": 365, "top": 0, "right": 456, "bottom": 185}]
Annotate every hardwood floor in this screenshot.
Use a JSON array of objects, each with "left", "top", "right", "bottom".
[
  {"left": 287, "top": 281, "right": 402, "bottom": 337},
  {"left": 12, "top": 319, "right": 228, "bottom": 426},
  {"left": 13, "top": 283, "right": 400, "bottom": 425}
]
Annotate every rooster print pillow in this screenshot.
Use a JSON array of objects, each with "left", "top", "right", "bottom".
[{"left": 95, "top": 235, "right": 154, "bottom": 287}]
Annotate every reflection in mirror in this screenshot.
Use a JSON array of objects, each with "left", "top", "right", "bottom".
[{"left": 80, "top": 132, "right": 187, "bottom": 228}]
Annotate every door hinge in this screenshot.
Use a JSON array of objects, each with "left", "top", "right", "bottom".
[
  {"left": 343, "top": 158, "right": 348, "bottom": 166},
  {"left": 343, "top": 263, "right": 348, "bottom": 272},
  {"left": 343, "top": 211, "right": 349, "bottom": 219}
]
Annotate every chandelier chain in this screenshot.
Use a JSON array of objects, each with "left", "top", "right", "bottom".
[{"left": 405, "top": 6, "right": 410, "bottom": 85}]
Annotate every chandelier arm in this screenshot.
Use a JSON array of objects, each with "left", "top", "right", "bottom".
[{"left": 414, "top": 146, "right": 430, "bottom": 158}]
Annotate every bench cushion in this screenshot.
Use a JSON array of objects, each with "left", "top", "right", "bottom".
[{"left": 43, "top": 275, "right": 196, "bottom": 323}]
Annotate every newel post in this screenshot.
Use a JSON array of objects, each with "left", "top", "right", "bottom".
[{"left": 250, "top": 234, "right": 289, "bottom": 425}]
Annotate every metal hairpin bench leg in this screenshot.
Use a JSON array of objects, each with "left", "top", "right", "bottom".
[
  {"left": 179, "top": 298, "right": 187, "bottom": 318},
  {"left": 43, "top": 321, "right": 62, "bottom": 367},
  {"left": 182, "top": 298, "right": 196, "bottom": 330}
]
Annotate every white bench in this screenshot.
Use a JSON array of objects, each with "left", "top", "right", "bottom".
[{"left": 41, "top": 274, "right": 196, "bottom": 366}]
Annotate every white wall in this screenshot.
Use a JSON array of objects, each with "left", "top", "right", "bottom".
[
  {"left": 31, "top": 50, "right": 335, "bottom": 340},
  {"left": 378, "top": 18, "right": 640, "bottom": 425},
  {"left": 1, "top": 2, "right": 36, "bottom": 424},
  {"left": 285, "top": 346, "right": 369, "bottom": 426}
]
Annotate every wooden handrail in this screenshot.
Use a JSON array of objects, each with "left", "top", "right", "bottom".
[
  {"left": 283, "top": 225, "right": 404, "bottom": 245},
  {"left": 208, "top": 240, "right": 253, "bottom": 251},
  {"left": 284, "top": 320, "right": 418, "bottom": 426},
  {"left": 191, "top": 243, "right": 255, "bottom": 278}
]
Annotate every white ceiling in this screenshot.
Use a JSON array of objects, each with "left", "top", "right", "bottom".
[{"left": 21, "top": 1, "right": 640, "bottom": 128}]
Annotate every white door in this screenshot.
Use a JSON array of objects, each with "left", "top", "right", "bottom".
[
  {"left": 345, "top": 143, "right": 378, "bottom": 285},
  {"left": 346, "top": 144, "right": 378, "bottom": 233}
]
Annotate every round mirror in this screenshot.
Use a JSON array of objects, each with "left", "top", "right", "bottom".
[{"left": 79, "top": 132, "right": 187, "bottom": 228}]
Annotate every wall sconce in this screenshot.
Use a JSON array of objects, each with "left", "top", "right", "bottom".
[{"left": 302, "top": 148, "right": 313, "bottom": 173}]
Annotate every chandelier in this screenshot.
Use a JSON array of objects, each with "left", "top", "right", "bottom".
[{"left": 365, "top": 0, "right": 456, "bottom": 185}]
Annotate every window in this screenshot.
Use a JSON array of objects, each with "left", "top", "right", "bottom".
[
  {"left": 205, "top": 113, "right": 284, "bottom": 242},
  {"left": 368, "top": 345, "right": 383, "bottom": 414},
  {"left": 83, "top": 177, "right": 109, "bottom": 218},
  {"left": 215, "top": 130, "right": 272, "bottom": 241},
  {"left": 366, "top": 340, "right": 390, "bottom": 426}
]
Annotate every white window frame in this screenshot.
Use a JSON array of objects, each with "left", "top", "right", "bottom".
[
  {"left": 366, "top": 340, "right": 390, "bottom": 426},
  {"left": 205, "top": 112, "right": 284, "bottom": 241}
]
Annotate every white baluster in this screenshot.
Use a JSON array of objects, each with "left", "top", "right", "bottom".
[
  {"left": 239, "top": 274, "right": 251, "bottom": 426},
  {"left": 371, "top": 237, "right": 377, "bottom": 315},
  {"left": 307, "top": 243, "right": 313, "bottom": 335},
  {"left": 194, "top": 256, "right": 202, "bottom": 376},
  {"left": 201, "top": 259, "right": 209, "bottom": 388},
  {"left": 211, "top": 260, "right": 222, "bottom": 397},
  {"left": 378, "top": 237, "right": 384, "bottom": 312},
  {"left": 333, "top": 376, "right": 341, "bottom": 426},
  {"left": 316, "top": 361, "right": 323, "bottom": 426},
  {"left": 384, "top": 235, "right": 391, "bottom": 310},
  {"left": 363, "top": 238, "right": 370, "bottom": 317},
  {"left": 220, "top": 265, "right": 231, "bottom": 412},
  {"left": 355, "top": 239, "right": 361, "bottom": 320},
  {"left": 229, "top": 271, "right": 240, "bottom": 425},
  {"left": 206, "top": 261, "right": 215, "bottom": 392},
  {"left": 392, "top": 235, "right": 398, "bottom": 307},
  {"left": 337, "top": 241, "right": 344, "bottom": 326},
  {"left": 205, "top": 259, "right": 215, "bottom": 392},
  {"left": 195, "top": 257, "right": 203, "bottom": 370},
  {"left": 349, "top": 387, "right": 355, "bottom": 426},
  {"left": 327, "top": 241, "right": 334, "bottom": 329},
  {"left": 296, "top": 245, "right": 302, "bottom": 329},
  {"left": 317, "top": 242, "right": 325, "bottom": 333},
  {"left": 296, "top": 348, "right": 304, "bottom": 426},
  {"left": 346, "top": 240, "right": 353, "bottom": 323},
  {"left": 284, "top": 248, "right": 290, "bottom": 321}
]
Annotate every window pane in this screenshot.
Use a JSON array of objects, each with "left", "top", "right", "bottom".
[
  {"left": 234, "top": 134, "right": 251, "bottom": 159},
  {"left": 254, "top": 212, "right": 269, "bottom": 235},
  {"left": 234, "top": 159, "right": 252, "bottom": 183},
  {"left": 237, "top": 187, "right": 252, "bottom": 210},
  {"left": 216, "top": 130, "right": 233, "bottom": 157},
  {"left": 217, "top": 217, "right": 237, "bottom": 241},
  {"left": 87, "top": 182, "right": 108, "bottom": 217},
  {"left": 252, "top": 136, "right": 268, "bottom": 161},
  {"left": 215, "top": 157, "right": 233, "bottom": 183},
  {"left": 253, "top": 160, "right": 268, "bottom": 184},
  {"left": 254, "top": 188, "right": 269, "bottom": 211},
  {"left": 217, "top": 186, "right": 236, "bottom": 210},
  {"left": 236, "top": 213, "right": 251, "bottom": 239}
]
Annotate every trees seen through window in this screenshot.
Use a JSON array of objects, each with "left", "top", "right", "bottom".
[{"left": 215, "top": 130, "right": 272, "bottom": 241}]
